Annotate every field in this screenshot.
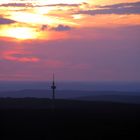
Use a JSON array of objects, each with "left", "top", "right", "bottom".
[{"left": 0, "top": 98, "right": 139, "bottom": 140}]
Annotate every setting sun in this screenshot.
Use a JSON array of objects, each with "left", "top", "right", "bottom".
[{"left": 2, "top": 27, "right": 39, "bottom": 40}]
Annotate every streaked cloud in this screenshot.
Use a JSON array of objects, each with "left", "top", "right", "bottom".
[
  {"left": 2, "top": 50, "right": 40, "bottom": 63},
  {"left": 0, "top": 3, "right": 32, "bottom": 7}
]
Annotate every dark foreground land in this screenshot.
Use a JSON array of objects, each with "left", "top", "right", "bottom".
[{"left": 0, "top": 98, "right": 140, "bottom": 140}]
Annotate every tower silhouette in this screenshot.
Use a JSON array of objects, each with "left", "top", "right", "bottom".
[{"left": 51, "top": 73, "right": 56, "bottom": 109}]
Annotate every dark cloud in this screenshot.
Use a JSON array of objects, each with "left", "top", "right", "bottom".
[
  {"left": 0, "top": 3, "right": 32, "bottom": 7},
  {"left": 0, "top": 2, "right": 88, "bottom": 8},
  {"left": 51, "top": 24, "right": 72, "bottom": 31},
  {"left": 35, "top": 2, "right": 88, "bottom": 7},
  {"left": 0, "top": 17, "right": 16, "bottom": 25},
  {"left": 40, "top": 24, "right": 72, "bottom": 32},
  {"left": 99, "top": 2, "right": 140, "bottom": 9},
  {"left": 45, "top": 3, "right": 80, "bottom": 7},
  {"left": 41, "top": 25, "right": 48, "bottom": 31},
  {"left": 77, "top": 2, "right": 140, "bottom": 15}
]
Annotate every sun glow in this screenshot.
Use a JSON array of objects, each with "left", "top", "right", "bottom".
[
  {"left": 3, "top": 27, "right": 39, "bottom": 40},
  {"left": 10, "top": 12, "right": 53, "bottom": 25},
  {"left": 9, "top": 11, "right": 76, "bottom": 26}
]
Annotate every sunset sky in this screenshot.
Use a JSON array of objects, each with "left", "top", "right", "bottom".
[{"left": 0, "top": 0, "right": 140, "bottom": 81}]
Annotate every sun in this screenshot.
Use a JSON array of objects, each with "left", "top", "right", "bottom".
[{"left": 3, "top": 27, "right": 39, "bottom": 40}]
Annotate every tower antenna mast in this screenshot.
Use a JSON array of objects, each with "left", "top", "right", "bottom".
[{"left": 51, "top": 73, "right": 56, "bottom": 109}]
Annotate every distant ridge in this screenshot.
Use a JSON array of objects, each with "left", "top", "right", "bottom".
[
  {"left": 0, "top": 89, "right": 140, "bottom": 104},
  {"left": 0, "top": 81, "right": 140, "bottom": 92}
]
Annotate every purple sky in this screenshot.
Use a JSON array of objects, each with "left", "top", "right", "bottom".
[{"left": 0, "top": 0, "right": 140, "bottom": 81}]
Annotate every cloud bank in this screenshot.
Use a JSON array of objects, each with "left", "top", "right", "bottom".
[{"left": 77, "top": 2, "right": 140, "bottom": 15}]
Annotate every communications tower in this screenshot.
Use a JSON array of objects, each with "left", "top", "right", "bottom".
[{"left": 51, "top": 74, "right": 56, "bottom": 109}]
